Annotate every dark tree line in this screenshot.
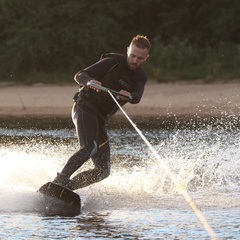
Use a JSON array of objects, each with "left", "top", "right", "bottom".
[{"left": 0, "top": 0, "right": 239, "bottom": 81}]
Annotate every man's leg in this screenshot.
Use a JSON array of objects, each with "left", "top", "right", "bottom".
[
  {"left": 53, "top": 103, "right": 100, "bottom": 186},
  {"left": 69, "top": 141, "right": 110, "bottom": 190}
]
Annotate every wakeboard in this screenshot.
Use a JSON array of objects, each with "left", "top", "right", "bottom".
[{"left": 37, "top": 182, "right": 81, "bottom": 217}]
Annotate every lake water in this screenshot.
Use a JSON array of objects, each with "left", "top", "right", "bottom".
[{"left": 0, "top": 116, "right": 239, "bottom": 239}]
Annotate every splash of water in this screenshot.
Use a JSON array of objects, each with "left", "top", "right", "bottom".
[
  {"left": 108, "top": 91, "right": 221, "bottom": 240},
  {"left": 0, "top": 137, "right": 70, "bottom": 213},
  {"left": 1, "top": 127, "right": 239, "bottom": 212}
]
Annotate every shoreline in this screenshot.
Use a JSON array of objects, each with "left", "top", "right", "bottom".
[
  {"left": 0, "top": 81, "right": 239, "bottom": 129},
  {"left": 0, "top": 81, "right": 239, "bottom": 118}
]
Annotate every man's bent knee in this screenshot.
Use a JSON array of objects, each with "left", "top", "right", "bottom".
[
  {"left": 69, "top": 166, "right": 110, "bottom": 190},
  {"left": 94, "top": 166, "right": 110, "bottom": 182}
]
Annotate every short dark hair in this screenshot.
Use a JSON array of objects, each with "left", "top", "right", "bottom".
[{"left": 130, "top": 35, "right": 151, "bottom": 52}]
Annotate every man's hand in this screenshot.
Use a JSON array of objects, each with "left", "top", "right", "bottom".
[
  {"left": 117, "top": 90, "right": 131, "bottom": 100},
  {"left": 88, "top": 80, "right": 102, "bottom": 92}
]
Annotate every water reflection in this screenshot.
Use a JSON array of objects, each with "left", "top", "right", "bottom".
[
  {"left": 0, "top": 115, "right": 240, "bottom": 130},
  {"left": 74, "top": 212, "right": 134, "bottom": 239}
]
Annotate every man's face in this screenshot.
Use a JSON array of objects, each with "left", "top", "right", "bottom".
[{"left": 127, "top": 44, "right": 149, "bottom": 70}]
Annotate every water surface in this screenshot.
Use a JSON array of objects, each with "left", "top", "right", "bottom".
[{"left": 0, "top": 117, "right": 239, "bottom": 239}]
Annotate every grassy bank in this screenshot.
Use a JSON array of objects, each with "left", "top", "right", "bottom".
[
  {"left": 1, "top": 42, "right": 240, "bottom": 85},
  {"left": 145, "top": 42, "right": 240, "bottom": 83}
]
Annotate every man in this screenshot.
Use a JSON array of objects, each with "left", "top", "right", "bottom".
[{"left": 53, "top": 35, "right": 151, "bottom": 190}]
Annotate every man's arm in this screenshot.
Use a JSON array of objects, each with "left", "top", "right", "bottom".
[
  {"left": 74, "top": 57, "right": 117, "bottom": 86},
  {"left": 74, "top": 71, "right": 92, "bottom": 86},
  {"left": 129, "top": 81, "right": 146, "bottom": 104}
]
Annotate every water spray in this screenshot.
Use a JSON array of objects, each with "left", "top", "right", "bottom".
[{"left": 106, "top": 90, "right": 218, "bottom": 240}]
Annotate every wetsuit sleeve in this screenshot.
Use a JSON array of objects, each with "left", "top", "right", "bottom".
[
  {"left": 129, "top": 81, "right": 146, "bottom": 104},
  {"left": 129, "top": 71, "right": 147, "bottom": 104},
  {"left": 74, "top": 72, "right": 92, "bottom": 86},
  {"left": 74, "top": 57, "right": 117, "bottom": 86}
]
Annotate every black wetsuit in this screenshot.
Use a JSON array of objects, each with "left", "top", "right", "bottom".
[{"left": 60, "top": 53, "right": 147, "bottom": 190}]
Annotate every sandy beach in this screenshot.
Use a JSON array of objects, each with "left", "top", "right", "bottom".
[{"left": 0, "top": 81, "right": 239, "bottom": 118}]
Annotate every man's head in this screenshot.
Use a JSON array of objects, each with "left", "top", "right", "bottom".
[{"left": 127, "top": 35, "right": 151, "bottom": 70}]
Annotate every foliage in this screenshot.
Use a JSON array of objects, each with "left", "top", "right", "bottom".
[
  {"left": 147, "top": 41, "right": 240, "bottom": 82},
  {"left": 0, "top": 0, "right": 240, "bottom": 83}
]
